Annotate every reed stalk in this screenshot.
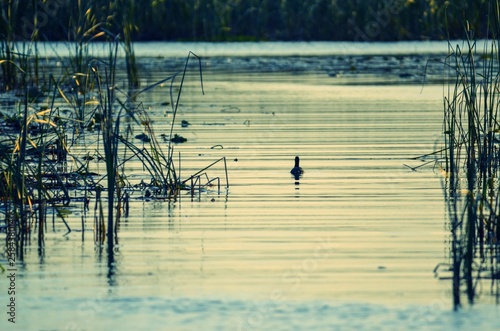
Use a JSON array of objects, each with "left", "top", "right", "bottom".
[
  {"left": 65, "top": 0, "right": 107, "bottom": 96},
  {"left": 117, "top": 0, "right": 140, "bottom": 90},
  {"left": 0, "top": 0, "right": 19, "bottom": 91},
  {"left": 167, "top": 52, "right": 204, "bottom": 161},
  {"left": 91, "top": 41, "right": 121, "bottom": 253},
  {"left": 441, "top": 0, "right": 500, "bottom": 309}
]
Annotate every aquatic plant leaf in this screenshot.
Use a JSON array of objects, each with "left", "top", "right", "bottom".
[
  {"left": 27, "top": 137, "right": 37, "bottom": 149},
  {"left": 27, "top": 195, "right": 33, "bottom": 212},
  {"left": 36, "top": 109, "right": 52, "bottom": 117},
  {"left": 34, "top": 119, "right": 57, "bottom": 127},
  {"left": 0, "top": 60, "right": 26, "bottom": 74}
]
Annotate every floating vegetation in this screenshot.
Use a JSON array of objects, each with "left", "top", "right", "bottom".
[
  {"left": 135, "top": 133, "right": 151, "bottom": 143},
  {"left": 435, "top": 1, "right": 500, "bottom": 309},
  {"left": 169, "top": 134, "right": 187, "bottom": 144}
]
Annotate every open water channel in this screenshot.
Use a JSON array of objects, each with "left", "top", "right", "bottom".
[{"left": 1, "top": 41, "right": 499, "bottom": 330}]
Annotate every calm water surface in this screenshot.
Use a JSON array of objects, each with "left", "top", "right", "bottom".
[{"left": 2, "top": 42, "right": 499, "bottom": 330}]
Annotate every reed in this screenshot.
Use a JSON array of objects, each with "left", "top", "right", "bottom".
[
  {"left": 66, "top": 0, "right": 107, "bottom": 94},
  {"left": 167, "top": 52, "right": 204, "bottom": 160},
  {"left": 440, "top": 0, "right": 500, "bottom": 309},
  {"left": 0, "top": 0, "right": 20, "bottom": 91},
  {"left": 1, "top": 89, "right": 48, "bottom": 251},
  {"left": 90, "top": 41, "right": 121, "bottom": 252},
  {"left": 1, "top": 7, "right": 227, "bottom": 262},
  {"left": 0, "top": 0, "right": 44, "bottom": 93},
  {"left": 116, "top": 0, "right": 140, "bottom": 90}
]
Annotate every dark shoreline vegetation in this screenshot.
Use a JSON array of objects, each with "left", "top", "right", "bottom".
[
  {"left": 0, "top": 0, "right": 499, "bottom": 312},
  {"left": 0, "top": 0, "right": 495, "bottom": 42}
]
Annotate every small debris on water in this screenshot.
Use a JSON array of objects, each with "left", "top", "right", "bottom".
[
  {"left": 170, "top": 134, "right": 187, "bottom": 143},
  {"left": 135, "top": 133, "right": 151, "bottom": 143}
]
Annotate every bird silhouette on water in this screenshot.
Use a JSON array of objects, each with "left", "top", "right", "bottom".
[{"left": 290, "top": 156, "right": 304, "bottom": 180}]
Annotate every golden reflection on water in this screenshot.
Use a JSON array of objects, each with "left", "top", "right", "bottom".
[{"left": 17, "top": 72, "right": 450, "bottom": 311}]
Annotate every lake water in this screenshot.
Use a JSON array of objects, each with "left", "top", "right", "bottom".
[{"left": 1, "top": 42, "right": 500, "bottom": 330}]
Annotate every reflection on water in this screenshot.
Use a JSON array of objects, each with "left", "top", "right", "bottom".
[{"left": 2, "top": 51, "right": 499, "bottom": 330}]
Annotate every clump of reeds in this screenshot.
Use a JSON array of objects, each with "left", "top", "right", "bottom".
[
  {"left": 0, "top": 83, "right": 72, "bottom": 254},
  {"left": 1, "top": 46, "right": 227, "bottom": 258},
  {"left": 1, "top": 1, "right": 231, "bottom": 262},
  {"left": 439, "top": 1, "right": 500, "bottom": 309}
]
